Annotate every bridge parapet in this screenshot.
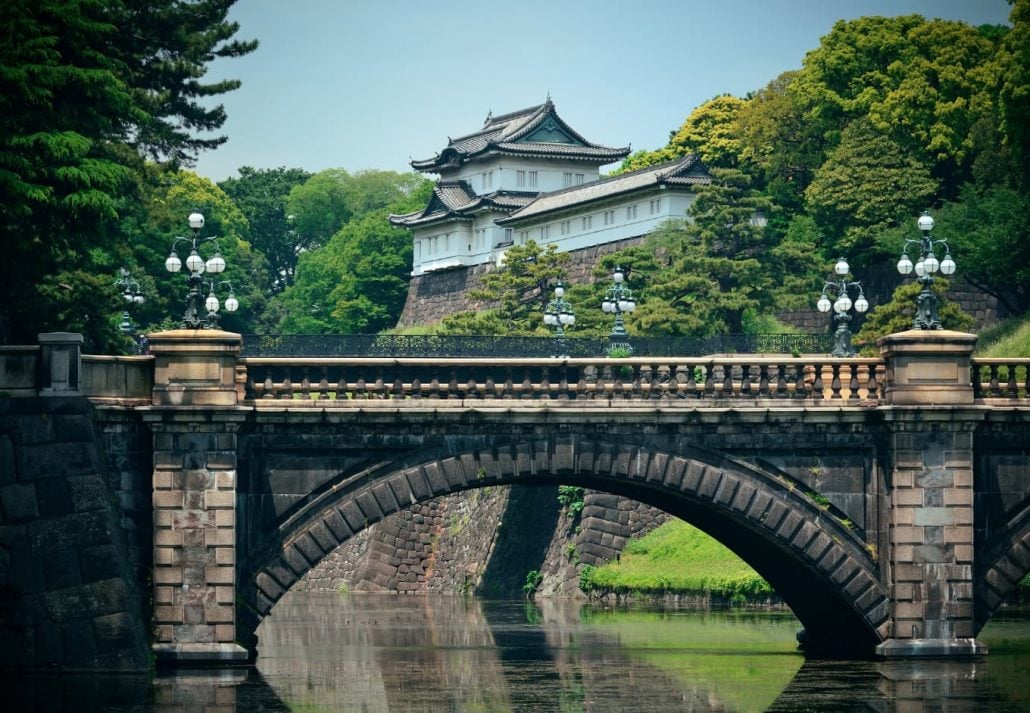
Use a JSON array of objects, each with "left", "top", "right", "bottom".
[{"left": 239, "top": 356, "right": 886, "bottom": 404}]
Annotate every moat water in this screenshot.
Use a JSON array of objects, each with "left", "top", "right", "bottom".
[{"left": 7, "top": 592, "right": 1030, "bottom": 712}]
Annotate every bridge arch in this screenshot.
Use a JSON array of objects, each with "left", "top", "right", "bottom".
[
  {"left": 237, "top": 436, "right": 888, "bottom": 657},
  {"left": 975, "top": 504, "right": 1030, "bottom": 634}
]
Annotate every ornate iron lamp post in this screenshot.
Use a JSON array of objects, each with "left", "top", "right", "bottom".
[
  {"left": 114, "top": 267, "right": 145, "bottom": 336},
  {"left": 896, "top": 211, "right": 956, "bottom": 330},
  {"left": 601, "top": 266, "right": 636, "bottom": 354},
  {"left": 817, "top": 257, "right": 869, "bottom": 357},
  {"left": 542, "top": 280, "right": 575, "bottom": 358},
  {"left": 164, "top": 211, "right": 239, "bottom": 329}
]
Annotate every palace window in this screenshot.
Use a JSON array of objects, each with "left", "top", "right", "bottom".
[
  {"left": 603, "top": 210, "right": 615, "bottom": 225},
  {"left": 560, "top": 220, "right": 570, "bottom": 235},
  {"left": 563, "top": 172, "right": 573, "bottom": 187},
  {"left": 649, "top": 198, "right": 662, "bottom": 214},
  {"left": 626, "top": 204, "right": 638, "bottom": 219},
  {"left": 483, "top": 171, "right": 494, "bottom": 190},
  {"left": 540, "top": 225, "right": 550, "bottom": 240},
  {"left": 582, "top": 215, "right": 593, "bottom": 230},
  {"left": 528, "top": 171, "right": 538, "bottom": 187},
  {"left": 575, "top": 173, "right": 584, "bottom": 185},
  {"left": 519, "top": 230, "right": 529, "bottom": 244},
  {"left": 516, "top": 170, "right": 526, "bottom": 187},
  {"left": 504, "top": 228, "right": 513, "bottom": 243}
]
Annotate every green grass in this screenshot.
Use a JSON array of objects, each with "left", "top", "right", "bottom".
[
  {"left": 582, "top": 519, "right": 772, "bottom": 599},
  {"left": 976, "top": 313, "right": 1030, "bottom": 357}
]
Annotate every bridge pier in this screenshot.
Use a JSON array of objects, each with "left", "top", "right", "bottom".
[
  {"left": 143, "top": 330, "right": 249, "bottom": 665},
  {"left": 876, "top": 330, "right": 986, "bottom": 657}
]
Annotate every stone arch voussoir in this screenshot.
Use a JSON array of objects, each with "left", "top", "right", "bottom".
[{"left": 975, "top": 506, "right": 1030, "bottom": 634}]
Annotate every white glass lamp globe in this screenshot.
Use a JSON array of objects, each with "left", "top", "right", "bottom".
[
  {"left": 855, "top": 295, "right": 869, "bottom": 313},
  {"left": 206, "top": 253, "right": 225, "bottom": 274},
  {"left": 839, "top": 294, "right": 853, "bottom": 312},
  {"left": 914, "top": 260, "right": 926, "bottom": 278},
  {"left": 544, "top": 313, "right": 556, "bottom": 326},
  {"left": 185, "top": 249, "right": 205, "bottom": 274},
  {"left": 165, "top": 251, "right": 182, "bottom": 273},
  {"left": 940, "top": 254, "right": 956, "bottom": 275},
  {"left": 188, "top": 212, "right": 205, "bottom": 230},
  {"left": 613, "top": 269, "right": 624, "bottom": 284},
  {"left": 923, "top": 252, "right": 940, "bottom": 274},
  {"left": 897, "top": 254, "right": 913, "bottom": 275},
  {"left": 554, "top": 284, "right": 564, "bottom": 298},
  {"left": 602, "top": 300, "right": 614, "bottom": 313},
  {"left": 133, "top": 293, "right": 144, "bottom": 305},
  {"left": 626, "top": 300, "right": 636, "bottom": 312},
  {"left": 817, "top": 295, "right": 832, "bottom": 312},
  {"left": 225, "top": 295, "right": 239, "bottom": 312},
  {"left": 205, "top": 293, "right": 219, "bottom": 313},
  {"left": 917, "top": 213, "right": 934, "bottom": 232},
  {"left": 834, "top": 258, "right": 849, "bottom": 276}
]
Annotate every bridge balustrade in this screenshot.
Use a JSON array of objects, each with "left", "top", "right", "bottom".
[
  {"left": 239, "top": 356, "right": 887, "bottom": 404},
  {"left": 971, "top": 359, "right": 1030, "bottom": 401}
]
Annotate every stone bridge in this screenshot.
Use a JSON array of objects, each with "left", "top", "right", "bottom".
[{"left": 4, "top": 330, "right": 1029, "bottom": 665}]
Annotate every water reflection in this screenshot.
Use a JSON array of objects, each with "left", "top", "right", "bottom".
[{"left": 1, "top": 596, "right": 1026, "bottom": 711}]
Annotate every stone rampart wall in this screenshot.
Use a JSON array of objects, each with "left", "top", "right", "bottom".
[{"left": 0, "top": 396, "right": 150, "bottom": 670}]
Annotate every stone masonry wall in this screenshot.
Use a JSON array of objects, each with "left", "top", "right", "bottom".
[
  {"left": 0, "top": 396, "right": 150, "bottom": 671},
  {"left": 397, "top": 237, "right": 645, "bottom": 328}
]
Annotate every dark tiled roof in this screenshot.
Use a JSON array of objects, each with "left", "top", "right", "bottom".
[
  {"left": 497, "top": 155, "right": 711, "bottom": 225},
  {"left": 411, "top": 99, "right": 630, "bottom": 172},
  {"left": 388, "top": 184, "right": 538, "bottom": 228}
]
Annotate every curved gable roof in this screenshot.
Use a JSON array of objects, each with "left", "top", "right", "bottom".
[
  {"left": 411, "top": 99, "right": 630, "bottom": 172},
  {"left": 497, "top": 155, "right": 711, "bottom": 225}
]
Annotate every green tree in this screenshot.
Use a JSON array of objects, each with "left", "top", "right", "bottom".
[
  {"left": 804, "top": 119, "right": 938, "bottom": 261},
  {"left": 640, "top": 169, "right": 780, "bottom": 335},
  {"left": 0, "top": 0, "right": 253, "bottom": 348},
  {"left": 997, "top": 0, "right": 1030, "bottom": 186},
  {"left": 272, "top": 176, "right": 432, "bottom": 333},
  {"left": 614, "top": 95, "right": 745, "bottom": 174},
  {"left": 791, "top": 15, "right": 1002, "bottom": 188},
  {"left": 112, "top": 0, "right": 258, "bottom": 165},
  {"left": 735, "top": 72, "right": 825, "bottom": 213},
  {"left": 440, "top": 241, "right": 570, "bottom": 335},
  {"left": 933, "top": 184, "right": 1030, "bottom": 316},
  {"left": 219, "top": 166, "right": 312, "bottom": 293},
  {"left": 286, "top": 168, "right": 426, "bottom": 258}
]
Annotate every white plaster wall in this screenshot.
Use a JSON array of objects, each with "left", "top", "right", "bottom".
[
  {"left": 411, "top": 189, "right": 698, "bottom": 275},
  {"left": 445, "top": 157, "right": 604, "bottom": 195}
]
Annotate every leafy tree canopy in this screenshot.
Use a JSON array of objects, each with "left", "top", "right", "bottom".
[
  {"left": 804, "top": 119, "right": 939, "bottom": 262},
  {"left": 791, "top": 14, "right": 1003, "bottom": 179},
  {"left": 219, "top": 166, "right": 312, "bottom": 293},
  {"left": 0, "top": 0, "right": 254, "bottom": 347},
  {"left": 272, "top": 174, "right": 432, "bottom": 334},
  {"left": 440, "top": 241, "right": 570, "bottom": 335}
]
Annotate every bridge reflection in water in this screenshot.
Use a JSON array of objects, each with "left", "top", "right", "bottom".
[
  {"left": 1, "top": 594, "right": 1025, "bottom": 711},
  {"left": 252, "top": 592, "right": 1029, "bottom": 713}
]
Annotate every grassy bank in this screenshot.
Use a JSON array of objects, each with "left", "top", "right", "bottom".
[
  {"left": 976, "top": 313, "right": 1030, "bottom": 357},
  {"left": 580, "top": 519, "right": 772, "bottom": 601}
]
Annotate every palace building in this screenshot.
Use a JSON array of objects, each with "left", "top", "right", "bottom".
[{"left": 389, "top": 99, "right": 712, "bottom": 276}]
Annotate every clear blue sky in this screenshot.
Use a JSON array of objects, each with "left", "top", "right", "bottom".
[{"left": 193, "top": 0, "right": 1013, "bottom": 183}]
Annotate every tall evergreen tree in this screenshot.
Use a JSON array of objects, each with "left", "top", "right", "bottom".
[{"left": 0, "top": 0, "right": 254, "bottom": 347}]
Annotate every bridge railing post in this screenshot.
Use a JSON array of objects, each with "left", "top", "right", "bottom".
[
  {"left": 141, "top": 330, "right": 250, "bottom": 665},
  {"left": 876, "top": 329, "right": 986, "bottom": 658}
]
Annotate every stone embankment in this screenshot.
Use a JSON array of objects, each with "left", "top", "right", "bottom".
[{"left": 0, "top": 396, "right": 150, "bottom": 671}]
